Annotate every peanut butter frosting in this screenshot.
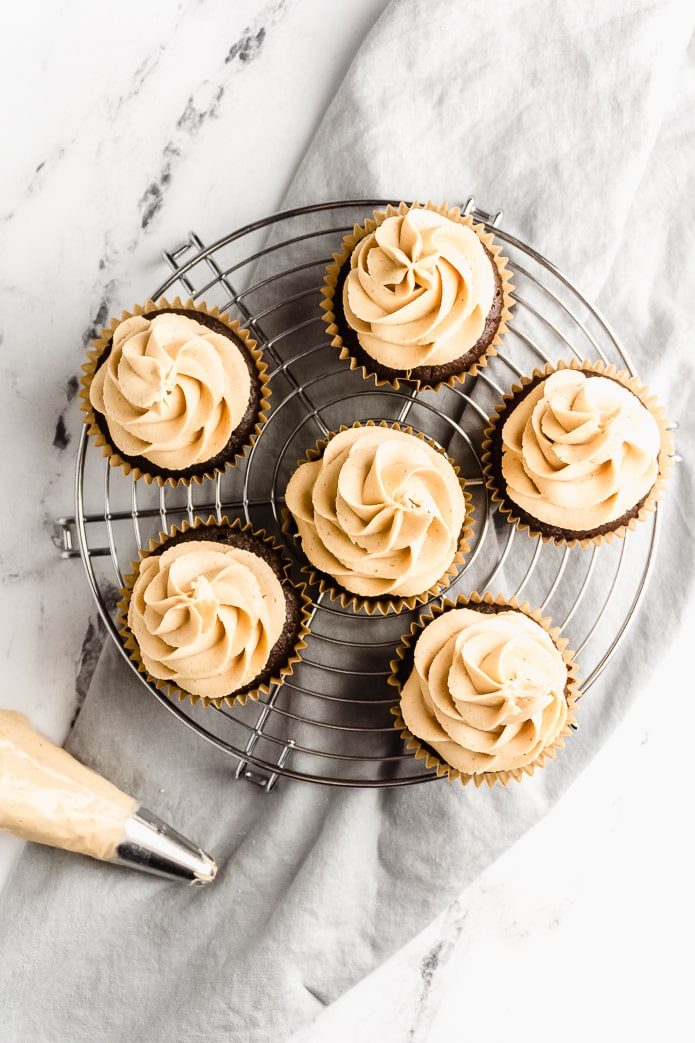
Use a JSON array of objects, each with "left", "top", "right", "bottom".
[
  {"left": 285, "top": 427, "right": 466, "bottom": 599},
  {"left": 89, "top": 313, "right": 252, "bottom": 470},
  {"left": 128, "top": 539, "right": 286, "bottom": 700},
  {"left": 0, "top": 710, "right": 136, "bottom": 861},
  {"left": 501, "top": 370, "right": 661, "bottom": 531},
  {"left": 342, "top": 208, "right": 496, "bottom": 370},
  {"left": 400, "top": 608, "right": 568, "bottom": 775}
]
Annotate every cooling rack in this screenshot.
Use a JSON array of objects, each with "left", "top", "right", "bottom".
[{"left": 55, "top": 199, "right": 670, "bottom": 790}]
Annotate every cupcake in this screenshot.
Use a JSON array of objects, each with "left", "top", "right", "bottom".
[
  {"left": 389, "top": 593, "right": 579, "bottom": 786},
  {"left": 284, "top": 421, "right": 474, "bottom": 614},
  {"left": 119, "top": 517, "right": 311, "bottom": 707},
  {"left": 482, "top": 358, "right": 674, "bottom": 546},
  {"left": 321, "top": 201, "right": 513, "bottom": 390},
  {"left": 81, "top": 298, "right": 271, "bottom": 486}
]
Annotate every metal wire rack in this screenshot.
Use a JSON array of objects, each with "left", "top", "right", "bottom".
[{"left": 55, "top": 199, "right": 670, "bottom": 790}]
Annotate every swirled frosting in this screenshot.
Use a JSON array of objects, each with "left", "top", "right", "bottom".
[
  {"left": 342, "top": 208, "right": 496, "bottom": 370},
  {"left": 89, "top": 313, "right": 253, "bottom": 470},
  {"left": 285, "top": 427, "right": 466, "bottom": 599},
  {"left": 501, "top": 370, "right": 661, "bottom": 531},
  {"left": 128, "top": 539, "right": 286, "bottom": 700},
  {"left": 400, "top": 607, "right": 568, "bottom": 775}
]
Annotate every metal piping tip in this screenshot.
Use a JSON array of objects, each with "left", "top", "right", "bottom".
[{"left": 113, "top": 807, "right": 217, "bottom": 885}]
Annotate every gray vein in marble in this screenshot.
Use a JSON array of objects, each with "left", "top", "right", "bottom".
[
  {"left": 69, "top": 579, "right": 121, "bottom": 728},
  {"left": 405, "top": 900, "right": 468, "bottom": 1042},
  {"left": 139, "top": 143, "right": 181, "bottom": 231},
  {"left": 1, "top": 566, "right": 43, "bottom": 585},
  {"left": 102, "top": 582, "right": 120, "bottom": 614},
  {"left": 404, "top": 942, "right": 446, "bottom": 1043},
  {"left": 0, "top": 145, "right": 68, "bottom": 222},
  {"left": 82, "top": 293, "right": 114, "bottom": 345},
  {"left": 52, "top": 292, "right": 116, "bottom": 453},
  {"left": 52, "top": 415, "right": 70, "bottom": 451},
  {"left": 108, "top": 46, "right": 167, "bottom": 123},
  {"left": 226, "top": 25, "right": 267, "bottom": 64},
  {"left": 38, "top": 0, "right": 291, "bottom": 395},
  {"left": 136, "top": 0, "right": 287, "bottom": 233},
  {"left": 70, "top": 615, "right": 106, "bottom": 729},
  {"left": 1, "top": 11, "right": 189, "bottom": 226},
  {"left": 5, "top": 367, "right": 36, "bottom": 408}
]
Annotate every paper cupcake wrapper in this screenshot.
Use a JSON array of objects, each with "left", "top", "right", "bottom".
[
  {"left": 480, "top": 357, "right": 675, "bottom": 548},
  {"left": 281, "top": 419, "right": 475, "bottom": 616},
  {"left": 117, "top": 515, "right": 312, "bottom": 709},
  {"left": 320, "top": 201, "right": 515, "bottom": 392},
  {"left": 388, "top": 591, "right": 580, "bottom": 787},
  {"left": 80, "top": 297, "right": 272, "bottom": 488}
]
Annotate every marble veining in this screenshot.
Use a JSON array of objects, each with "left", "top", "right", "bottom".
[
  {"left": 70, "top": 616, "right": 107, "bottom": 728},
  {"left": 139, "top": 2, "right": 287, "bottom": 234},
  {"left": 0, "top": 0, "right": 393, "bottom": 883}
]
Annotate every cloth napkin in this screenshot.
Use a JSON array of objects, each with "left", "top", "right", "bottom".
[{"left": 1, "top": 1, "right": 693, "bottom": 1040}]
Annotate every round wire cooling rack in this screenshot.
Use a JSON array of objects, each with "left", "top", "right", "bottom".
[{"left": 62, "top": 198, "right": 671, "bottom": 790}]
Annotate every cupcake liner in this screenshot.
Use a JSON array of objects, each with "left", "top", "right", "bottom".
[
  {"left": 80, "top": 297, "right": 272, "bottom": 488},
  {"left": 320, "top": 200, "right": 515, "bottom": 392},
  {"left": 117, "top": 515, "right": 312, "bottom": 709},
  {"left": 281, "top": 419, "right": 475, "bottom": 616},
  {"left": 388, "top": 591, "right": 580, "bottom": 787},
  {"left": 481, "top": 357, "right": 675, "bottom": 548}
]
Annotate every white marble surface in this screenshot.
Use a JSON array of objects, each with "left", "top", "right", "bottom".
[
  {"left": 0, "top": 0, "right": 391, "bottom": 877},
  {"left": 0, "top": 2, "right": 690, "bottom": 1040}
]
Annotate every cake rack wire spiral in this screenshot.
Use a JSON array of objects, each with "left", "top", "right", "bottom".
[{"left": 54, "top": 199, "right": 675, "bottom": 790}]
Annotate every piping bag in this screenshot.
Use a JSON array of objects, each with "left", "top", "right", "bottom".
[{"left": 0, "top": 710, "right": 217, "bottom": 885}]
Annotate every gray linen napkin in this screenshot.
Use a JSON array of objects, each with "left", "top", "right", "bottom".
[{"left": 1, "top": 1, "right": 693, "bottom": 1040}]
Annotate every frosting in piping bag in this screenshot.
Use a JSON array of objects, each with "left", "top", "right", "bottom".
[
  {"left": 342, "top": 208, "right": 496, "bottom": 370},
  {"left": 0, "top": 710, "right": 136, "bottom": 860},
  {"left": 285, "top": 427, "right": 466, "bottom": 599},
  {"left": 400, "top": 608, "right": 568, "bottom": 774},
  {"left": 128, "top": 539, "right": 286, "bottom": 700},
  {"left": 89, "top": 313, "right": 252, "bottom": 470},
  {"left": 501, "top": 370, "right": 660, "bottom": 531}
]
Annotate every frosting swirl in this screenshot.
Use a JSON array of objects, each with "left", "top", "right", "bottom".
[
  {"left": 400, "top": 607, "right": 568, "bottom": 775},
  {"left": 128, "top": 539, "right": 286, "bottom": 700},
  {"left": 285, "top": 427, "right": 466, "bottom": 599},
  {"left": 501, "top": 370, "right": 661, "bottom": 531},
  {"left": 342, "top": 208, "right": 496, "bottom": 370},
  {"left": 90, "top": 313, "right": 252, "bottom": 470}
]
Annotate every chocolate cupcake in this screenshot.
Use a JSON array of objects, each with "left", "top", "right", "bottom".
[
  {"left": 118, "top": 517, "right": 311, "bottom": 708},
  {"left": 283, "top": 421, "right": 474, "bottom": 615},
  {"left": 482, "top": 358, "right": 674, "bottom": 546},
  {"left": 80, "top": 298, "right": 271, "bottom": 486},
  {"left": 389, "top": 592, "right": 579, "bottom": 787},
  {"left": 321, "top": 202, "right": 514, "bottom": 391}
]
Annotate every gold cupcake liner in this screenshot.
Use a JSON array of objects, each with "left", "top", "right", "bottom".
[
  {"left": 117, "top": 515, "right": 312, "bottom": 709},
  {"left": 480, "top": 357, "right": 675, "bottom": 548},
  {"left": 320, "top": 201, "right": 515, "bottom": 392},
  {"left": 80, "top": 297, "right": 272, "bottom": 488},
  {"left": 388, "top": 591, "right": 580, "bottom": 787},
  {"left": 281, "top": 419, "right": 475, "bottom": 616}
]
